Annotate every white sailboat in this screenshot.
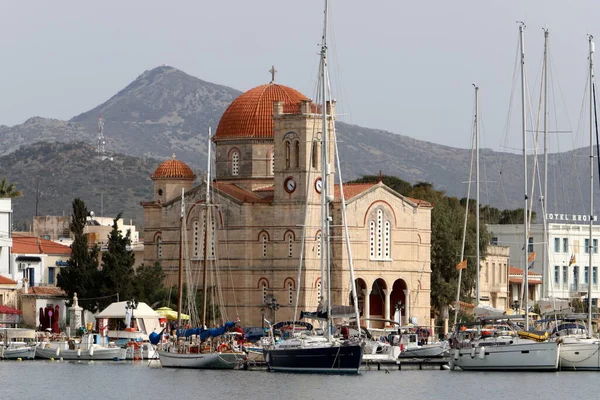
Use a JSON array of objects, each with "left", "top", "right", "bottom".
[
  {"left": 452, "top": 25, "right": 560, "bottom": 371},
  {"left": 264, "top": 0, "right": 363, "bottom": 374},
  {"left": 552, "top": 34, "right": 600, "bottom": 371},
  {"left": 156, "top": 129, "right": 245, "bottom": 369}
]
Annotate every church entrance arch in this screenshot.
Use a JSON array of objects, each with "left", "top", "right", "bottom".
[
  {"left": 369, "top": 278, "right": 387, "bottom": 322},
  {"left": 352, "top": 278, "right": 367, "bottom": 317},
  {"left": 390, "top": 279, "right": 407, "bottom": 325}
]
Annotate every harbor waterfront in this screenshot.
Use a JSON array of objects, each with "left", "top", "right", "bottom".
[{"left": 1, "top": 360, "right": 599, "bottom": 400}]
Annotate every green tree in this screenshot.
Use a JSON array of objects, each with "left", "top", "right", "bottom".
[
  {"left": 0, "top": 178, "right": 22, "bottom": 198},
  {"left": 57, "top": 198, "right": 101, "bottom": 312},
  {"left": 98, "top": 213, "right": 136, "bottom": 311},
  {"left": 133, "top": 262, "right": 167, "bottom": 306}
]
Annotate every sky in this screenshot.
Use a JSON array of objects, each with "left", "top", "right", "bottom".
[{"left": 2, "top": 0, "right": 600, "bottom": 153}]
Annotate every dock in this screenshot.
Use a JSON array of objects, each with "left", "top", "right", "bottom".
[{"left": 362, "top": 356, "right": 449, "bottom": 371}]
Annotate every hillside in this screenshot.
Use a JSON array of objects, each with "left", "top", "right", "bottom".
[{"left": 0, "top": 65, "right": 597, "bottom": 226}]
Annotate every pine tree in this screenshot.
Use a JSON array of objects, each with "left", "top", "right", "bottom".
[
  {"left": 57, "top": 198, "right": 101, "bottom": 312},
  {"left": 98, "top": 213, "right": 136, "bottom": 311}
]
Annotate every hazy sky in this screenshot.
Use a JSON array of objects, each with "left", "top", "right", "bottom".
[{"left": 2, "top": 0, "right": 600, "bottom": 153}]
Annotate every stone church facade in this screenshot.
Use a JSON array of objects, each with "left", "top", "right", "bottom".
[{"left": 142, "top": 81, "right": 432, "bottom": 329}]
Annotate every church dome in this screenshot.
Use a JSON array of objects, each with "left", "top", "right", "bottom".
[
  {"left": 152, "top": 156, "right": 196, "bottom": 180},
  {"left": 214, "top": 83, "right": 309, "bottom": 141}
]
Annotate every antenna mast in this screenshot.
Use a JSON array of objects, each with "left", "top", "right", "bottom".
[{"left": 97, "top": 116, "right": 107, "bottom": 160}]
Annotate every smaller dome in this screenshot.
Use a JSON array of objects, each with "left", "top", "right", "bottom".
[{"left": 152, "top": 155, "right": 196, "bottom": 180}]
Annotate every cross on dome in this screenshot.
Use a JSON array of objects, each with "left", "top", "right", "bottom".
[{"left": 269, "top": 65, "right": 277, "bottom": 83}]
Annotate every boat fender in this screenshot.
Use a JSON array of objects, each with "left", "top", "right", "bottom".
[
  {"left": 478, "top": 346, "right": 485, "bottom": 360},
  {"left": 89, "top": 345, "right": 94, "bottom": 357},
  {"left": 453, "top": 348, "right": 459, "bottom": 361},
  {"left": 470, "top": 347, "right": 476, "bottom": 359},
  {"left": 77, "top": 348, "right": 81, "bottom": 358},
  {"left": 55, "top": 347, "right": 60, "bottom": 357}
]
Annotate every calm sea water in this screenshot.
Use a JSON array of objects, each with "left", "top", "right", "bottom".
[{"left": 1, "top": 360, "right": 598, "bottom": 400}]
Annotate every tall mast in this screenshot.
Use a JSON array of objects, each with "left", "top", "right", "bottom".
[
  {"left": 588, "top": 35, "right": 595, "bottom": 335},
  {"left": 519, "top": 22, "right": 530, "bottom": 330},
  {"left": 542, "top": 29, "right": 549, "bottom": 299},
  {"left": 201, "top": 127, "right": 213, "bottom": 328},
  {"left": 177, "top": 188, "right": 184, "bottom": 328},
  {"left": 475, "top": 85, "right": 480, "bottom": 307},
  {"left": 319, "top": 0, "right": 332, "bottom": 340}
]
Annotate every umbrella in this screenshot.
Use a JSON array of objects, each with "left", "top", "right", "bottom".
[{"left": 155, "top": 307, "right": 190, "bottom": 321}]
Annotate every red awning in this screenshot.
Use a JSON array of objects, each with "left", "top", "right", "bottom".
[{"left": 0, "top": 305, "right": 23, "bottom": 315}]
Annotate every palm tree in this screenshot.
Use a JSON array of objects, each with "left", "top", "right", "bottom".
[{"left": 0, "top": 178, "right": 23, "bottom": 198}]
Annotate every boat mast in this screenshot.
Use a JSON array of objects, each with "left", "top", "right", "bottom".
[
  {"left": 542, "top": 28, "right": 549, "bottom": 299},
  {"left": 318, "top": 0, "right": 333, "bottom": 340},
  {"left": 177, "top": 188, "right": 184, "bottom": 328},
  {"left": 201, "top": 127, "right": 213, "bottom": 329},
  {"left": 519, "top": 22, "right": 530, "bottom": 330},
  {"left": 588, "top": 35, "right": 595, "bottom": 334},
  {"left": 475, "top": 85, "right": 480, "bottom": 308}
]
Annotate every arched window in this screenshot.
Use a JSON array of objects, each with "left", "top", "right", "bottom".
[
  {"left": 312, "top": 140, "right": 320, "bottom": 169},
  {"left": 259, "top": 279, "right": 269, "bottom": 304},
  {"left": 260, "top": 232, "right": 268, "bottom": 258},
  {"left": 157, "top": 236, "right": 162, "bottom": 260},
  {"left": 231, "top": 150, "right": 240, "bottom": 176},
  {"left": 269, "top": 147, "right": 275, "bottom": 175},
  {"left": 193, "top": 220, "right": 200, "bottom": 259},
  {"left": 285, "top": 232, "right": 294, "bottom": 258},
  {"left": 316, "top": 231, "right": 322, "bottom": 257},
  {"left": 285, "top": 141, "right": 291, "bottom": 169},
  {"left": 316, "top": 278, "right": 322, "bottom": 300},
  {"left": 286, "top": 280, "right": 295, "bottom": 304},
  {"left": 369, "top": 207, "right": 392, "bottom": 261},
  {"left": 294, "top": 140, "right": 300, "bottom": 168}
]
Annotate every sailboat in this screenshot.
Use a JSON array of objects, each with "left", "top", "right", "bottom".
[
  {"left": 549, "top": 35, "right": 600, "bottom": 371},
  {"left": 155, "top": 129, "right": 245, "bottom": 369},
  {"left": 451, "top": 25, "right": 560, "bottom": 371},
  {"left": 263, "top": 0, "right": 363, "bottom": 374}
]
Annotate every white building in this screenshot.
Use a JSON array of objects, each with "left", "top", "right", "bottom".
[
  {"left": 0, "top": 199, "right": 13, "bottom": 279},
  {"left": 488, "top": 220, "right": 599, "bottom": 307}
]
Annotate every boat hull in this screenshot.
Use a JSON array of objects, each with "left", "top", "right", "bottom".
[
  {"left": 400, "top": 344, "right": 448, "bottom": 358},
  {"left": 35, "top": 346, "right": 127, "bottom": 361},
  {"left": 559, "top": 340, "right": 600, "bottom": 371},
  {"left": 157, "top": 350, "right": 242, "bottom": 369},
  {"left": 452, "top": 341, "right": 559, "bottom": 371},
  {"left": 265, "top": 344, "right": 363, "bottom": 374},
  {"left": 1, "top": 346, "right": 36, "bottom": 360}
]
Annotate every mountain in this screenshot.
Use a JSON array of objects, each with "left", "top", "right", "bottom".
[{"left": 0, "top": 65, "right": 596, "bottom": 227}]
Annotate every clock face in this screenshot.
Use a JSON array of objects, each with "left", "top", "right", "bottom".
[
  {"left": 284, "top": 177, "right": 297, "bottom": 193},
  {"left": 315, "top": 177, "right": 323, "bottom": 193}
]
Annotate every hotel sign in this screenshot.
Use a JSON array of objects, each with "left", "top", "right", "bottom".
[{"left": 547, "top": 213, "right": 598, "bottom": 222}]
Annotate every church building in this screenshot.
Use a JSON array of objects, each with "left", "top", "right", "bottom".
[{"left": 142, "top": 78, "right": 433, "bottom": 329}]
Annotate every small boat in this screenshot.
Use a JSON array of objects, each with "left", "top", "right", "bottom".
[
  {"left": 36, "top": 333, "right": 126, "bottom": 361},
  {"left": 0, "top": 328, "right": 37, "bottom": 360}
]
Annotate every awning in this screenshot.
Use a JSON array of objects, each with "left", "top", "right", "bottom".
[
  {"left": 0, "top": 305, "right": 23, "bottom": 315},
  {"left": 15, "top": 256, "right": 41, "bottom": 262}
]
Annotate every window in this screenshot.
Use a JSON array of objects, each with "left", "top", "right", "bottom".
[
  {"left": 294, "top": 140, "right": 300, "bottom": 168},
  {"left": 528, "top": 237, "right": 534, "bottom": 253},
  {"left": 193, "top": 221, "right": 200, "bottom": 258},
  {"left": 269, "top": 147, "right": 275, "bottom": 175},
  {"left": 261, "top": 281, "right": 268, "bottom": 303},
  {"left": 574, "top": 266, "right": 579, "bottom": 286},
  {"left": 554, "top": 238, "right": 560, "bottom": 253},
  {"left": 312, "top": 140, "right": 320, "bottom": 169},
  {"left": 231, "top": 150, "right": 240, "bottom": 176},
  {"left": 288, "top": 282, "right": 294, "bottom": 304},
  {"left": 585, "top": 266, "right": 590, "bottom": 284},
  {"left": 369, "top": 207, "right": 392, "bottom": 260},
  {"left": 260, "top": 233, "right": 268, "bottom": 258},
  {"left": 485, "top": 262, "right": 489, "bottom": 283},
  {"left": 490, "top": 237, "right": 498, "bottom": 245},
  {"left": 285, "top": 232, "right": 294, "bottom": 258},
  {"left": 585, "top": 238, "right": 590, "bottom": 254},
  {"left": 554, "top": 266, "right": 560, "bottom": 285},
  {"left": 563, "top": 266, "right": 568, "bottom": 286},
  {"left": 48, "top": 266, "right": 55, "bottom": 285},
  {"left": 157, "top": 236, "right": 163, "bottom": 259},
  {"left": 317, "top": 280, "right": 322, "bottom": 300},
  {"left": 285, "top": 141, "right": 291, "bottom": 169},
  {"left": 594, "top": 267, "right": 598, "bottom": 286},
  {"left": 563, "top": 238, "right": 568, "bottom": 253},
  {"left": 594, "top": 239, "right": 598, "bottom": 254},
  {"left": 316, "top": 232, "right": 322, "bottom": 257}
]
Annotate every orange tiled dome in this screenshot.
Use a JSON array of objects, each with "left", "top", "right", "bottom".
[
  {"left": 152, "top": 156, "right": 196, "bottom": 180},
  {"left": 214, "top": 83, "right": 309, "bottom": 141}
]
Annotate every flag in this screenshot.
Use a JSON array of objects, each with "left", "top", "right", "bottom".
[
  {"left": 456, "top": 259, "right": 467, "bottom": 270},
  {"left": 569, "top": 254, "right": 576, "bottom": 266},
  {"left": 527, "top": 251, "right": 535, "bottom": 270}
]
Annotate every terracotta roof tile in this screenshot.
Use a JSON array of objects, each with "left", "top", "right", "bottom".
[
  {"left": 152, "top": 158, "right": 196, "bottom": 180},
  {"left": 0, "top": 275, "right": 18, "bottom": 285},
  {"left": 214, "top": 83, "right": 308, "bottom": 140},
  {"left": 26, "top": 286, "right": 67, "bottom": 297},
  {"left": 405, "top": 197, "right": 433, "bottom": 207},
  {"left": 334, "top": 183, "right": 376, "bottom": 201},
  {"left": 12, "top": 237, "right": 71, "bottom": 256}
]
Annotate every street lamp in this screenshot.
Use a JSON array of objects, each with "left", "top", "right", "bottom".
[
  {"left": 125, "top": 299, "right": 138, "bottom": 329},
  {"left": 268, "top": 297, "right": 280, "bottom": 323},
  {"left": 260, "top": 308, "right": 265, "bottom": 330}
]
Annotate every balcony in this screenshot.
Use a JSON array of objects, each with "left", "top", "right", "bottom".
[{"left": 570, "top": 284, "right": 590, "bottom": 295}]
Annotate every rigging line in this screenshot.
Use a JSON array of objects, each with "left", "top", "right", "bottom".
[{"left": 593, "top": 82, "right": 600, "bottom": 191}]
